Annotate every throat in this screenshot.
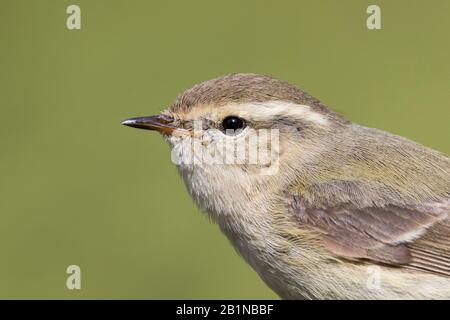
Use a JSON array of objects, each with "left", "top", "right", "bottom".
[{"left": 178, "top": 164, "right": 276, "bottom": 219}]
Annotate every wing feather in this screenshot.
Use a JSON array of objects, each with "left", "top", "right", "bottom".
[{"left": 287, "top": 196, "right": 450, "bottom": 276}]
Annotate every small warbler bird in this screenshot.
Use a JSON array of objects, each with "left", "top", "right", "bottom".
[{"left": 122, "top": 74, "right": 450, "bottom": 299}]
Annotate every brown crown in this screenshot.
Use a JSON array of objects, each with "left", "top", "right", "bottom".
[{"left": 169, "top": 73, "right": 347, "bottom": 123}]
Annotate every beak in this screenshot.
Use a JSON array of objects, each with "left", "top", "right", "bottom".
[{"left": 121, "top": 114, "right": 183, "bottom": 136}]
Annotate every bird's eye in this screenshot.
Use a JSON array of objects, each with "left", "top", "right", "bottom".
[{"left": 222, "top": 116, "right": 246, "bottom": 135}]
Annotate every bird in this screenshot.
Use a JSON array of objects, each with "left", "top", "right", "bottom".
[{"left": 122, "top": 73, "right": 450, "bottom": 299}]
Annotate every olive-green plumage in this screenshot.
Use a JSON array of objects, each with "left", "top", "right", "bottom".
[{"left": 124, "top": 73, "right": 450, "bottom": 299}]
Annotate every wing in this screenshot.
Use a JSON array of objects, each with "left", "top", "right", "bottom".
[{"left": 287, "top": 196, "right": 450, "bottom": 276}]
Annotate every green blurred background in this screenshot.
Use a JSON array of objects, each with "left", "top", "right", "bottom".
[{"left": 0, "top": 0, "right": 449, "bottom": 299}]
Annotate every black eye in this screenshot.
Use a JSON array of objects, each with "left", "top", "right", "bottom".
[{"left": 222, "top": 116, "right": 246, "bottom": 134}]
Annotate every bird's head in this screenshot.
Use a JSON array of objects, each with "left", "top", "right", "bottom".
[
  {"left": 123, "top": 74, "right": 347, "bottom": 169},
  {"left": 122, "top": 74, "right": 349, "bottom": 216}
]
